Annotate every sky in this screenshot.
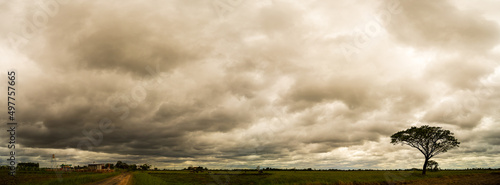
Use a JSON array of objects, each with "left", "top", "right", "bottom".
[{"left": 1, "top": 0, "right": 500, "bottom": 170}]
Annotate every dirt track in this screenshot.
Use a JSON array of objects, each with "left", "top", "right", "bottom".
[{"left": 86, "top": 173, "right": 131, "bottom": 185}]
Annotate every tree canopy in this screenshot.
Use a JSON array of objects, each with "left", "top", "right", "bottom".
[{"left": 140, "top": 163, "right": 151, "bottom": 170}]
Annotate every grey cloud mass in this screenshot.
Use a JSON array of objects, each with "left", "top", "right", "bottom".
[{"left": 1, "top": 0, "right": 500, "bottom": 169}]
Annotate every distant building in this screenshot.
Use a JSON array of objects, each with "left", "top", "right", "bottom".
[
  {"left": 60, "top": 164, "right": 72, "bottom": 171},
  {"left": 88, "top": 164, "right": 105, "bottom": 170},
  {"left": 187, "top": 166, "right": 205, "bottom": 173}
]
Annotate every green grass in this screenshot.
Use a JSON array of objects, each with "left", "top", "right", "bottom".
[
  {"left": 4, "top": 170, "right": 498, "bottom": 185},
  {"left": 132, "top": 171, "right": 169, "bottom": 185},
  {"left": 0, "top": 170, "right": 119, "bottom": 185},
  {"left": 136, "top": 170, "right": 498, "bottom": 185},
  {"left": 24, "top": 171, "right": 120, "bottom": 185}
]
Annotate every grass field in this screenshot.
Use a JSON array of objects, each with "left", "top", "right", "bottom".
[
  {"left": 132, "top": 170, "right": 500, "bottom": 185},
  {"left": 0, "top": 170, "right": 119, "bottom": 185},
  {"left": 2, "top": 170, "right": 498, "bottom": 185}
]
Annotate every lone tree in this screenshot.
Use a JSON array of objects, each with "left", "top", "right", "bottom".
[{"left": 390, "top": 125, "right": 459, "bottom": 175}]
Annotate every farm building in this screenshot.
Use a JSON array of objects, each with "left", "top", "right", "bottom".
[{"left": 88, "top": 163, "right": 105, "bottom": 170}]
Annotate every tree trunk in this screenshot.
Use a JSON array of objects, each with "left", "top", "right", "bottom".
[{"left": 422, "top": 158, "right": 429, "bottom": 175}]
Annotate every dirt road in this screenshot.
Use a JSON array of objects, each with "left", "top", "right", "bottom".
[{"left": 86, "top": 173, "right": 131, "bottom": 185}]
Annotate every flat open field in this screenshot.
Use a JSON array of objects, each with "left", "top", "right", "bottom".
[
  {"left": 2, "top": 170, "right": 499, "bottom": 184},
  {"left": 133, "top": 170, "right": 500, "bottom": 185},
  {"left": 0, "top": 170, "right": 119, "bottom": 185}
]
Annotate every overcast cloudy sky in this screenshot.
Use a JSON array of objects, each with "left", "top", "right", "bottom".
[{"left": 1, "top": 0, "right": 500, "bottom": 170}]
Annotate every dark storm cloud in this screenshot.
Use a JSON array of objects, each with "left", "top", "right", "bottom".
[
  {"left": 153, "top": 96, "right": 255, "bottom": 132},
  {"left": 28, "top": 0, "right": 211, "bottom": 78}
]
